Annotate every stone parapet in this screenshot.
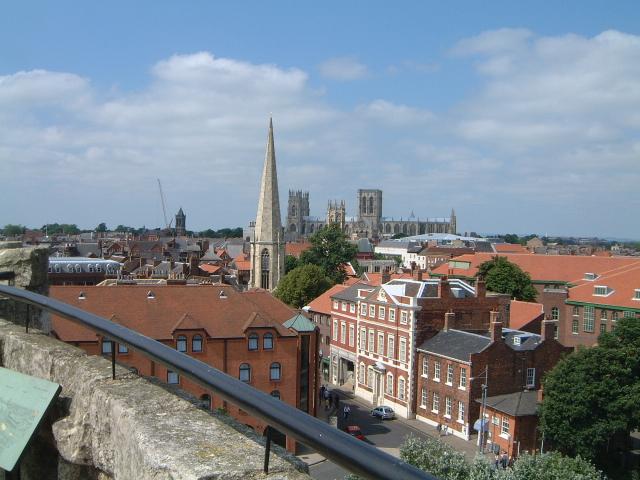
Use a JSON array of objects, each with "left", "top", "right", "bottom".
[{"left": 0, "top": 319, "right": 310, "bottom": 479}]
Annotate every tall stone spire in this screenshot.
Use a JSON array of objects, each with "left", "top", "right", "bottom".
[
  {"left": 449, "top": 208, "right": 457, "bottom": 235},
  {"left": 250, "top": 118, "right": 285, "bottom": 291}
]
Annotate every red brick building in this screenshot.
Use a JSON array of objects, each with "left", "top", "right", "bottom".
[
  {"left": 49, "top": 284, "right": 318, "bottom": 452},
  {"left": 415, "top": 316, "right": 570, "bottom": 442}
]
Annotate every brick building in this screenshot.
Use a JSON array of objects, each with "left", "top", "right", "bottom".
[
  {"left": 415, "top": 316, "right": 570, "bottom": 444},
  {"left": 49, "top": 284, "right": 318, "bottom": 452}
]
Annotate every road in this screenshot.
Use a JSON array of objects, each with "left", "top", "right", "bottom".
[{"left": 306, "top": 394, "right": 433, "bottom": 480}]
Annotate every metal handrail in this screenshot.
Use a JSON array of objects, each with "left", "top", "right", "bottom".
[{"left": 0, "top": 285, "right": 436, "bottom": 480}]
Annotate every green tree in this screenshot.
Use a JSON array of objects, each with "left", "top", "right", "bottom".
[
  {"left": 503, "top": 233, "right": 520, "bottom": 244},
  {"left": 96, "top": 222, "right": 108, "bottom": 232},
  {"left": 477, "top": 256, "right": 537, "bottom": 301},
  {"left": 274, "top": 264, "right": 332, "bottom": 308},
  {"left": 540, "top": 318, "right": 640, "bottom": 471},
  {"left": 2, "top": 224, "right": 25, "bottom": 236},
  {"left": 284, "top": 255, "right": 299, "bottom": 273},
  {"left": 299, "top": 224, "right": 357, "bottom": 284}
]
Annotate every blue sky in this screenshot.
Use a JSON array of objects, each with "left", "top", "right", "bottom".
[{"left": 1, "top": 1, "right": 639, "bottom": 238}]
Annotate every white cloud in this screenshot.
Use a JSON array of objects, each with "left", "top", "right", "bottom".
[{"left": 318, "top": 57, "right": 368, "bottom": 81}]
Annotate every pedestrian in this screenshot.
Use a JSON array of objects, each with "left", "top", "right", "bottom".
[
  {"left": 323, "top": 389, "right": 330, "bottom": 410},
  {"left": 436, "top": 423, "right": 442, "bottom": 435},
  {"left": 494, "top": 453, "right": 500, "bottom": 469},
  {"left": 343, "top": 404, "right": 351, "bottom": 420},
  {"left": 508, "top": 456, "right": 514, "bottom": 468},
  {"left": 443, "top": 425, "right": 448, "bottom": 436},
  {"left": 501, "top": 452, "right": 508, "bottom": 469},
  {"left": 319, "top": 384, "right": 325, "bottom": 401}
]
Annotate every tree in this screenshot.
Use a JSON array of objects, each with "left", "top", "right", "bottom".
[
  {"left": 274, "top": 264, "right": 332, "bottom": 308},
  {"left": 503, "top": 234, "right": 520, "bottom": 244},
  {"left": 284, "top": 255, "right": 299, "bottom": 273},
  {"left": 477, "top": 256, "right": 537, "bottom": 301},
  {"left": 2, "top": 224, "right": 25, "bottom": 236},
  {"left": 96, "top": 222, "right": 108, "bottom": 232},
  {"left": 299, "top": 224, "right": 357, "bottom": 284},
  {"left": 540, "top": 317, "right": 640, "bottom": 472}
]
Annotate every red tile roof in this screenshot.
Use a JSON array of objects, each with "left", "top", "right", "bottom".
[
  {"left": 50, "top": 285, "right": 296, "bottom": 342},
  {"left": 285, "top": 242, "right": 312, "bottom": 258},
  {"left": 199, "top": 264, "right": 222, "bottom": 274},
  {"left": 494, "top": 244, "right": 529, "bottom": 254},
  {"left": 232, "top": 253, "right": 251, "bottom": 271},
  {"left": 306, "top": 284, "right": 349, "bottom": 315},
  {"left": 431, "top": 253, "right": 640, "bottom": 285},
  {"left": 363, "top": 272, "right": 414, "bottom": 286},
  {"left": 567, "top": 264, "right": 640, "bottom": 310},
  {"left": 509, "top": 300, "right": 544, "bottom": 330}
]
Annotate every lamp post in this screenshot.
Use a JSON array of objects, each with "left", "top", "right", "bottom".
[{"left": 472, "top": 367, "right": 489, "bottom": 454}]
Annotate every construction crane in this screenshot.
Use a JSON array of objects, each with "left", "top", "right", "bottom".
[{"left": 157, "top": 178, "right": 174, "bottom": 230}]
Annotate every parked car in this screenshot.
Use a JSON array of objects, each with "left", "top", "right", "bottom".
[
  {"left": 345, "top": 425, "right": 366, "bottom": 440},
  {"left": 370, "top": 406, "right": 395, "bottom": 420}
]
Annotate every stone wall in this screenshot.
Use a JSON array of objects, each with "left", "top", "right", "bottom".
[{"left": 0, "top": 319, "right": 310, "bottom": 479}]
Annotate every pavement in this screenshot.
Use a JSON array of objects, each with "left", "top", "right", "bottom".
[{"left": 296, "top": 382, "right": 482, "bottom": 469}]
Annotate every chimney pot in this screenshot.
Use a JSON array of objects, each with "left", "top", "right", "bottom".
[{"left": 490, "top": 311, "right": 502, "bottom": 342}]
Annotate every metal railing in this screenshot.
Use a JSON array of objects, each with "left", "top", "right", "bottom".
[{"left": 0, "top": 285, "right": 436, "bottom": 480}]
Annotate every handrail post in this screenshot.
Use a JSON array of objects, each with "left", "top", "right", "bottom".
[{"left": 263, "top": 426, "right": 272, "bottom": 474}]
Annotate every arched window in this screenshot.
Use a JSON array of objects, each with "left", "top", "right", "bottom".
[
  {"left": 88, "top": 264, "right": 95, "bottom": 273},
  {"left": 270, "top": 390, "right": 281, "bottom": 400},
  {"left": 54, "top": 265, "right": 61, "bottom": 273},
  {"left": 394, "top": 224, "right": 400, "bottom": 234},
  {"left": 360, "top": 196, "right": 366, "bottom": 214},
  {"left": 248, "top": 333, "right": 259, "bottom": 351},
  {"left": 270, "top": 362, "right": 281, "bottom": 381},
  {"left": 96, "top": 264, "right": 102, "bottom": 272},
  {"left": 239, "top": 363, "right": 251, "bottom": 382},
  {"left": 200, "top": 394, "right": 211, "bottom": 410},
  {"left": 289, "top": 224, "right": 297, "bottom": 232},
  {"left": 291, "top": 205, "right": 297, "bottom": 216},
  {"left": 263, "top": 332, "right": 273, "bottom": 350},
  {"left": 368, "top": 196, "right": 374, "bottom": 214},
  {"left": 176, "top": 335, "right": 187, "bottom": 353},
  {"left": 410, "top": 224, "right": 416, "bottom": 236},
  {"left": 75, "top": 264, "right": 81, "bottom": 273},
  {"left": 261, "top": 249, "right": 270, "bottom": 290},
  {"left": 192, "top": 334, "right": 203, "bottom": 352}
]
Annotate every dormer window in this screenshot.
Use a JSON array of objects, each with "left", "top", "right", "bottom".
[
  {"left": 54, "top": 265, "right": 61, "bottom": 273},
  {"left": 88, "top": 265, "right": 95, "bottom": 273},
  {"left": 634, "top": 289, "right": 640, "bottom": 301},
  {"left": 219, "top": 290, "right": 227, "bottom": 299},
  {"left": 48, "top": 266, "right": 52, "bottom": 273},
  {"left": 75, "top": 264, "right": 81, "bottom": 273},
  {"left": 594, "top": 286, "right": 610, "bottom": 296},
  {"left": 584, "top": 272, "right": 599, "bottom": 281},
  {"left": 96, "top": 265, "right": 102, "bottom": 272},
  {"left": 513, "top": 336, "right": 521, "bottom": 346},
  {"left": 78, "top": 291, "right": 86, "bottom": 300},
  {"left": 147, "top": 290, "right": 155, "bottom": 299}
]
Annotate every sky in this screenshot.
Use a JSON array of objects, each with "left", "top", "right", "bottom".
[{"left": 1, "top": 1, "right": 639, "bottom": 238}]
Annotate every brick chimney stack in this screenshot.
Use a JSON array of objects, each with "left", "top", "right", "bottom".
[
  {"left": 444, "top": 311, "right": 455, "bottom": 331},
  {"left": 439, "top": 276, "right": 450, "bottom": 299},
  {"left": 476, "top": 279, "right": 486, "bottom": 298},
  {"left": 490, "top": 310, "right": 502, "bottom": 343},
  {"left": 541, "top": 319, "right": 555, "bottom": 342},
  {"left": 416, "top": 270, "right": 423, "bottom": 281},
  {"left": 381, "top": 269, "right": 391, "bottom": 284}
]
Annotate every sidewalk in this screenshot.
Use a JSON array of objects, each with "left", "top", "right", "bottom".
[{"left": 296, "top": 390, "right": 342, "bottom": 466}]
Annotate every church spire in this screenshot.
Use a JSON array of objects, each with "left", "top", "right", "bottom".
[{"left": 250, "top": 118, "right": 285, "bottom": 291}]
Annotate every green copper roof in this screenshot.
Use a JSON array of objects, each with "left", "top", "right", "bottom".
[{"left": 283, "top": 313, "right": 316, "bottom": 332}]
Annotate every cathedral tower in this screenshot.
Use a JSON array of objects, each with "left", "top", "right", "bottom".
[
  {"left": 175, "top": 208, "right": 186, "bottom": 236},
  {"left": 250, "top": 118, "right": 285, "bottom": 291},
  {"left": 357, "top": 189, "right": 383, "bottom": 238},
  {"left": 286, "top": 190, "right": 309, "bottom": 241},
  {"left": 327, "top": 200, "right": 346, "bottom": 231},
  {"left": 449, "top": 208, "right": 457, "bottom": 235}
]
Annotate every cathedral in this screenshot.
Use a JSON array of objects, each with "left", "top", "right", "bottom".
[{"left": 285, "top": 189, "right": 456, "bottom": 241}]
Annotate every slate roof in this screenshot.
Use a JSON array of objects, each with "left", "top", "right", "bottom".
[
  {"left": 418, "top": 329, "right": 491, "bottom": 362},
  {"left": 477, "top": 390, "right": 539, "bottom": 417},
  {"left": 331, "top": 282, "right": 375, "bottom": 302}
]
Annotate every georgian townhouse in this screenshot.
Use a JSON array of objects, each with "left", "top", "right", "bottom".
[
  {"left": 415, "top": 314, "right": 570, "bottom": 444},
  {"left": 345, "top": 276, "right": 508, "bottom": 418},
  {"left": 49, "top": 284, "right": 318, "bottom": 453}
]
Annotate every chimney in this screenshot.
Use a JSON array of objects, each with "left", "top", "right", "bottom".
[
  {"left": 476, "top": 279, "right": 486, "bottom": 298},
  {"left": 537, "top": 387, "right": 544, "bottom": 403},
  {"left": 444, "top": 311, "right": 455, "bottom": 331},
  {"left": 541, "top": 319, "right": 555, "bottom": 342},
  {"left": 439, "top": 276, "right": 450, "bottom": 299},
  {"left": 381, "top": 269, "right": 391, "bottom": 284},
  {"left": 416, "top": 270, "right": 423, "bottom": 281},
  {"left": 490, "top": 311, "right": 502, "bottom": 343}
]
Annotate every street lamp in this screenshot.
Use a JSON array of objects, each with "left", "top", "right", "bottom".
[{"left": 471, "top": 367, "right": 489, "bottom": 454}]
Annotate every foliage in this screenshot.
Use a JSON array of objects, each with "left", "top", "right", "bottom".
[
  {"left": 507, "top": 452, "right": 602, "bottom": 480},
  {"left": 503, "top": 234, "right": 520, "bottom": 244},
  {"left": 400, "top": 435, "right": 470, "bottom": 480},
  {"left": 391, "top": 232, "right": 408, "bottom": 239},
  {"left": 2, "top": 224, "right": 26, "bottom": 236},
  {"left": 284, "top": 255, "right": 299, "bottom": 273},
  {"left": 198, "top": 227, "right": 243, "bottom": 238},
  {"left": 40, "top": 223, "right": 80, "bottom": 235},
  {"left": 299, "top": 224, "right": 357, "bottom": 284},
  {"left": 477, "top": 256, "right": 537, "bottom": 301},
  {"left": 274, "top": 264, "right": 332, "bottom": 308},
  {"left": 540, "top": 317, "right": 640, "bottom": 471},
  {"left": 96, "top": 222, "right": 108, "bottom": 232}
]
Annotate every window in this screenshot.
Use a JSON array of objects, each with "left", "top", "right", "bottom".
[
  {"left": 350, "top": 303, "right": 356, "bottom": 313},
  {"left": 378, "top": 333, "right": 385, "bottom": 355},
  {"left": 612, "top": 311, "right": 619, "bottom": 321},
  {"left": 388, "top": 335, "right": 395, "bottom": 359},
  {"left": 200, "top": 394, "right": 211, "bottom": 409},
  {"left": 118, "top": 343, "right": 128, "bottom": 354},
  {"left": 101, "top": 340, "right": 113, "bottom": 354},
  {"left": 572, "top": 306, "right": 580, "bottom": 316},
  {"left": 333, "top": 320, "right": 338, "bottom": 339},
  {"left": 400, "top": 310, "right": 408, "bottom": 324},
  {"left": 360, "top": 303, "right": 367, "bottom": 315},
  {"left": 333, "top": 300, "right": 339, "bottom": 310},
  {"left": 248, "top": 333, "right": 258, "bottom": 351},
  {"left": 551, "top": 307, "right": 559, "bottom": 320},
  {"left": 270, "top": 390, "right": 281, "bottom": 400},
  {"left": 88, "top": 264, "right": 94, "bottom": 273},
  {"left": 526, "top": 368, "right": 535, "bottom": 387},
  {"left": 434, "top": 361, "right": 441, "bottom": 381},
  {"left": 54, "top": 265, "right": 61, "bottom": 273},
  {"left": 389, "top": 309, "right": 396, "bottom": 322},
  {"left": 96, "top": 265, "right": 102, "bottom": 272},
  {"left": 386, "top": 374, "right": 394, "bottom": 395},
  {"left": 341, "top": 301, "right": 347, "bottom": 311},
  {"left": 600, "top": 322, "right": 607, "bottom": 334},
  {"left": 341, "top": 322, "right": 347, "bottom": 344},
  {"left": 624, "top": 310, "right": 635, "bottom": 319},
  {"left": 167, "top": 371, "right": 179, "bottom": 384},
  {"left": 445, "top": 396, "right": 452, "bottom": 417},
  {"left": 432, "top": 392, "right": 439, "bottom": 412},
  {"left": 492, "top": 415, "right": 500, "bottom": 426},
  {"left": 459, "top": 368, "right": 467, "bottom": 389},
  {"left": 379, "top": 306, "right": 385, "bottom": 320},
  {"left": 349, "top": 325, "right": 355, "bottom": 347},
  {"left": 594, "top": 286, "right": 608, "bottom": 296},
  {"left": 192, "top": 335, "right": 203, "bottom": 352},
  {"left": 398, "top": 377, "right": 406, "bottom": 401},
  {"left": 367, "top": 367, "right": 374, "bottom": 387},
  {"left": 239, "top": 363, "right": 251, "bottom": 382},
  {"left": 446, "top": 364, "right": 454, "bottom": 385},
  {"left": 263, "top": 333, "right": 273, "bottom": 350},
  {"left": 369, "top": 305, "right": 375, "bottom": 317},
  {"left": 635, "top": 289, "right": 640, "bottom": 301},
  {"left": 457, "top": 401, "right": 465, "bottom": 422},
  {"left": 572, "top": 318, "right": 579, "bottom": 334},
  {"left": 421, "top": 387, "right": 427, "bottom": 407},
  {"left": 359, "top": 363, "right": 365, "bottom": 384},
  {"left": 173, "top": 335, "right": 186, "bottom": 352},
  {"left": 601, "top": 310, "right": 608, "bottom": 320},
  {"left": 422, "top": 357, "right": 428, "bottom": 377},
  {"left": 399, "top": 338, "right": 407, "bottom": 362},
  {"left": 368, "top": 330, "right": 374, "bottom": 351},
  {"left": 583, "top": 305, "right": 595, "bottom": 333},
  {"left": 501, "top": 417, "right": 510, "bottom": 436},
  {"left": 270, "top": 362, "right": 281, "bottom": 381},
  {"left": 360, "top": 327, "right": 367, "bottom": 349}
]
